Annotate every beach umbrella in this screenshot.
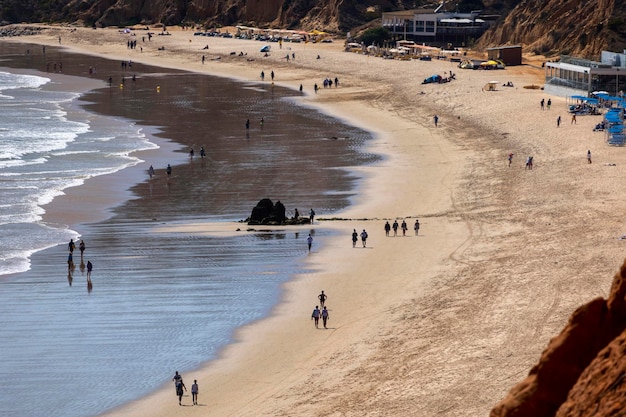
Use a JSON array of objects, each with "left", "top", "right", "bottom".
[{"left": 260, "top": 45, "right": 271, "bottom": 52}]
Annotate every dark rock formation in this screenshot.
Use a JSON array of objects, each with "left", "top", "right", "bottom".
[
  {"left": 248, "top": 198, "right": 285, "bottom": 225},
  {"left": 491, "top": 259, "right": 626, "bottom": 417},
  {"left": 247, "top": 199, "right": 311, "bottom": 225}
]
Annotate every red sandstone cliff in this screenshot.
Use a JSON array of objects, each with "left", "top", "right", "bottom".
[
  {"left": 491, "top": 259, "right": 626, "bottom": 417},
  {"left": 479, "top": 0, "right": 626, "bottom": 58}
]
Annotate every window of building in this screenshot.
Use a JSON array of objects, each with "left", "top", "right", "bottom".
[{"left": 426, "top": 21, "right": 435, "bottom": 33}]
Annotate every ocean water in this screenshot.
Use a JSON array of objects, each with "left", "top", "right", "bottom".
[
  {"left": 0, "top": 52, "right": 377, "bottom": 417},
  {"left": 0, "top": 70, "right": 156, "bottom": 276}
]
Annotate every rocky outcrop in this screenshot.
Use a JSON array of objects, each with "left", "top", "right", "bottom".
[
  {"left": 0, "top": 0, "right": 415, "bottom": 33},
  {"left": 248, "top": 198, "right": 287, "bottom": 225},
  {"left": 478, "top": 0, "right": 626, "bottom": 59},
  {"left": 555, "top": 331, "right": 626, "bottom": 417},
  {"left": 247, "top": 199, "right": 312, "bottom": 225},
  {"left": 490, "top": 259, "right": 626, "bottom": 417}
]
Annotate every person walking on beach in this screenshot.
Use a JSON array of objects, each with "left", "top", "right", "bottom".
[
  {"left": 191, "top": 380, "right": 199, "bottom": 405},
  {"left": 200, "top": 146, "right": 206, "bottom": 159},
  {"left": 148, "top": 165, "right": 155, "bottom": 178},
  {"left": 189, "top": 148, "right": 194, "bottom": 159},
  {"left": 321, "top": 306, "right": 329, "bottom": 329},
  {"left": 307, "top": 234, "right": 313, "bottom": 251},
  {"left": 525, "top": 156, "right": 533, "bottom": 170},
  {"left": 547, "top": 98, "right": 552, "bottom": 109},
  {"left": 246, "top": 119, "right": 250, "bottom": 130},
  {"left": 166, "top": 164, "right": 172, "bottom": 177},
  {"left": 271, "top": 70, "right": 275, "bottom": 81},
  {"left": 172, "top": 371, "right": 182, "bottom": 389},
  {"left": 318, "top": 291, "right": 327, "bottom": 308},
  {"left": 176, "top": 379, "right": 186, "bottom": 405},
  {"left": 352, "top": 229, "right": 358, "bottom": 247},
  {"left": 433, "top": 114, "right": 439, "bottom": 127},
  {"left": 360, "top": 229, "right": 368, "bottom": 247},
  {"left": 260, "top": 71, "right": 265, "bottom": 81},
  {"left": 414, "top": 219, "right": 420, "bottom": 236},
  {"left": 508, "top": 153, "right": 514, "bottom": 167},
  {"left": 557, "top": 116, "right": 561, "bottom": 127},
  {"left": 79, "top": 240, "right": 85, "bottom": 258},
  {"left": 384, "top": 221, "right": 391, "bottom": 236},
  {"left": 401, "top": 219, "right": 408, "bottom": 236},
  {"left": 87, "top": 260, "right": 93, "bottom": 279},
  {"left": 392, "top": 220, "right": 399, "bottom": 236},
  {"left": 309, "top": 208, "right": 315, "bottom": 223},
  {"left": 312, "top": 306, "right": 321, "bottom": 328},
  {"left": 571, "top": 114, "right": 577, "bottom": 124},
  {"left": 68, "top": 239, "right": 75, "bottom": 254},
  {"left": 587, "top": 150, "right": 592, "bottom": 164},
  {"left": 67, "top": 252, "right": 74, "bottom": 269},
  {"left": 540, "top": 98, "right": 545, "bottom": 110}
]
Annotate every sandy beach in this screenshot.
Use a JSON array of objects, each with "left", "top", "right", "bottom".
[{"left": 4, "top": 25, "right": 626, "bottom": 417}]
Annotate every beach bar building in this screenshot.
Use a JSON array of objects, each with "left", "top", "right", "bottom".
[
  {"left": 382, "top": 8, "right": 496, "bottom": 45},
  {"left": 545, "top": 50, "right": 626, "bottom": 97},
  {"left": 486, "top": 45, "right": 522, "bottom": 66}
]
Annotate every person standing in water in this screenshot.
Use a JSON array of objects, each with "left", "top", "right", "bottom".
[{"left": 307, "top": 234, "right": 313, "bottom": 251}]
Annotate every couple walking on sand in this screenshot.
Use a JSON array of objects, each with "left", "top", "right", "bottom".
[{"left": 311, "top": 305, "right": 330, "bottom": 328}]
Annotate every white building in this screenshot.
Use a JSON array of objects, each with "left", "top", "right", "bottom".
[
  {"left": 381, "top": 8, "right": 495, "bottom": 45},
  {"left": 544, "top": 51, "right": 626, "bottom": 97}
]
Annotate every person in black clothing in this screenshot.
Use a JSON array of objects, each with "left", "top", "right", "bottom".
[{"left": 318, "top": 291, "right": 327, "bottom": 308}]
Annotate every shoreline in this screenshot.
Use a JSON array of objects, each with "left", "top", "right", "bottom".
[{"left": 3, "top": 25, "right": 626, "bottom": 417}]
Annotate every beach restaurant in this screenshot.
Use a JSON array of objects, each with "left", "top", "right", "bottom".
[{"left": 545, "top": 50, "right": 626, "bottom": 97}]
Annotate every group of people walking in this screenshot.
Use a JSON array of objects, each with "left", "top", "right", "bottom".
[
  {"left": 384, "top": 219, "right": 419, "bottom": 237},
  {"left": 172, "top": 371, "right": 199, "bottom": 406},
  {"left": 351, "top": 229, "right": 368, "bottom": 247},
  {"left": 311, "top": 290, "right": 330, "bottom": 329},
  {"left": 67, "top": 238, "right": 92, "bottom": 288}
]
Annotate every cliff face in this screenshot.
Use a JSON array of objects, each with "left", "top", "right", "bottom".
[
  {"left": 1, "top": 1, "right": 625, "bottom": 57},
  {"left": 0, "top": 0, "right": 415, "bottom": 33},
  {"left": 478, "top": 0, "right": 626, "bottom": 58},
  {"left": 490, "top": 259, "right": 626, "bottom": 417}
]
